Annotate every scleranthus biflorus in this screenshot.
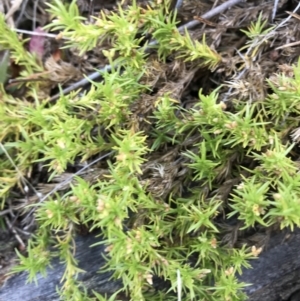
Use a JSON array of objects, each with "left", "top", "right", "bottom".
[{"left": 1, "top": 0, "right": 300, "bottom": 300}]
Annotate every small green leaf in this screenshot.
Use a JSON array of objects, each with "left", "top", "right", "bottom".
[{"left": 0, "top": 50, "right": 9, "bottom": 83}]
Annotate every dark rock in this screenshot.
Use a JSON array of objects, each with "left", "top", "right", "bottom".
[
  {"left": 1, "top": 228, "right": 300, "bottom": 301},
  {"left": 0, "top": 234, "right": 122, "bottom": 301}
]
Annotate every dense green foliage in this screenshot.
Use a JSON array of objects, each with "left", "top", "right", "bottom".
[{"left": 1, "top": 1, "right": 300, "bottom": 301}]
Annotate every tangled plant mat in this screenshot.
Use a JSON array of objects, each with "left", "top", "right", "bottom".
[{"left": 1, "top": 0, "right": 300, "bottom": 300}]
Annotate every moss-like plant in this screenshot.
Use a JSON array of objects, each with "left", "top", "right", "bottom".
[{"left": 1, "top": 1, "right": 300, "bottom": 301}]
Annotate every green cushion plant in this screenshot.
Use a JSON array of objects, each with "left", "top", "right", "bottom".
[{"left": 0, "top": 1, "right": 300, "bottom": 300}]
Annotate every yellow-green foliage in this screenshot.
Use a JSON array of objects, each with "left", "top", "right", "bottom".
[{"left": 1, "top": 1, "right": 300, "bottom": 301}]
